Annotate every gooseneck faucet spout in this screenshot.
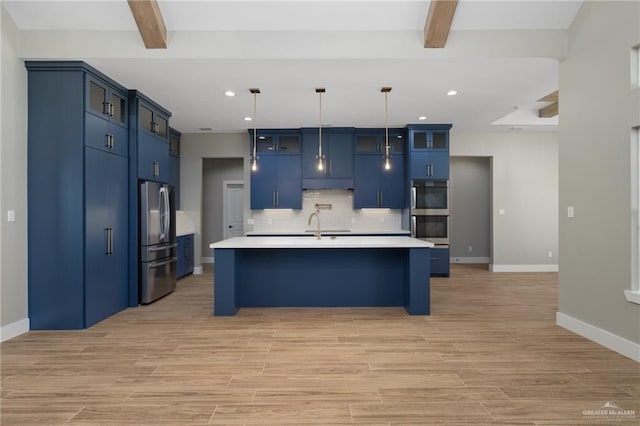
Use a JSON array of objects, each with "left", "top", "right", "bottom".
[{"left": 308, "top": 212, "right": 321, "bottom": 240}]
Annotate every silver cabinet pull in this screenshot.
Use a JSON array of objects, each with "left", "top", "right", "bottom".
[
  {"left": 272, "top": 190, "right": 276, "bottom": 207},
  {"left": 411, "top": 217, "right": 416, "bottom": 238},
  {"left": 108, "top": 102, "right": 114, "bottom": 117},
  {"left": 411, "top": 187, "right": 416, "bottom": 209},
  {"left": 379, "top": 190, "right": 383, "bottom": 207},
  {"left": 276, "top": 191, "right": 279, "bottom": 207},
  {"left": 153, "top": 161, "right": 160, "bottom": 177},
  {"left": 103, "top": 101, "right": 110, "bottom": 115}
]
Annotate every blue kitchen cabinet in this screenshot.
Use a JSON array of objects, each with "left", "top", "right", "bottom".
[
  {"left": 430, "top": 247, "right": 450, "bottom": 277},
  {"left": 138, "top": 132, "right": 169, "bottom": 182},
  {"left": 249, "top": 130, "right": 302, "bottom": 209},
  {"left": 353, "top": 129, "right": 405, "bottom": 209},
  {"left": 85, "top": 112, "right": 128, "bottom": 157},
  {"left": 301, "top": 128, "right": 354, "bottom": 189},
  {"left": 177, "top": 234, "right": 194, "bottom": 279},
  {"left": 407, "top": 125, "right": 452, "bottom": 180},
  {"left": 84, "top": 147, "right": 129, "bottom": 327},
  {"left": 26, "top": 61, "right": 130, "bottom": 329},
  {"left": 354, "top": 155, "right": 405, "bottom": 209}
]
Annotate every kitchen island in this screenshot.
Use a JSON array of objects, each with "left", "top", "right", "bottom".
[{"left": 209, "top": 236, "right": 433, "bottom": 316}]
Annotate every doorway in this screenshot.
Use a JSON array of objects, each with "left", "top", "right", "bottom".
[{"left": 223, "top": 181, "right": 244, "bottom": 239}]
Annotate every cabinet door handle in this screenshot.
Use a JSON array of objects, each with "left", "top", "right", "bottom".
[
  {"left": 103, "top": 101, "right": 109, "bottom": 115},
  {"left": 272, "top": 190, "right": 276, "bottom": 207},
  {"left": 108, "top": 102, "right": 115, "bottom": 117},
  {"left": 153, "top": 161, "right": 160, "bottom": 177},
  {"left": 276, "top": 191, "right": 279, "bottom": 207},
  {"left": 379, "top": 190, "right": 383, "bottom": 207},
  {"left": 105, "top": 227, "right": 113, "bottom": 255},
  {"left": 328, "top": 159, "right": 332, "bottom": 176},
  {"left": 411, "top": 217, "right": 416, "bottom": 238},
  {"left": 411, "top": 187, "right": 416, "bottom": 209},
  {"left": 150, "top": 122, "right": 156, "bottom": 133}
]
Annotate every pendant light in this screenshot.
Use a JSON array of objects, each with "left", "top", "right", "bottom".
[
  {"left": 315, "top": 88, "right": 326, "bottom": 171},
  {"left": 249, "top": 88, "right": 261, "bottom": 172},
  {"left": 381, "top": 87, "right": 392, "bottom": 171}
]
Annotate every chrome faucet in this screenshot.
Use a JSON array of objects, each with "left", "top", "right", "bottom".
[{"left": 307, "top": 212, "right": 321, "bottom": 240}]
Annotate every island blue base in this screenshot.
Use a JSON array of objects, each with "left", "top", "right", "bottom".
[{"left": 214, "top": 247, "right": 430, "bottom": 315}]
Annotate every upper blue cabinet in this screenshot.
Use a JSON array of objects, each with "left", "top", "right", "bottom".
[
  {"left": 129, "top": 91, "right": 172, "bottom": 183},
  {"left": 249, "top": 129, "right": 302, "bottom": 209},
  {"left": 407, "top": 124, "right": 452, "bottom": 180},
  {"left": 353, "top": 129, "right": 406, "bottom": 209},
  {"left": 301, "top": 127, "right": 354, "bottom": 189}
]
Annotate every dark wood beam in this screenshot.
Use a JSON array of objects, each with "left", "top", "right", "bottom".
[
  {"left": 424, "top": 0, "right": 458, "bottom": 48},
  {"left": 127, "top": 0, "right": 167, "bottom": 49}
]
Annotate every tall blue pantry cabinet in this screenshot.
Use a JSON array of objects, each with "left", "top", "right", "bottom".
[
  {"left": 127, "top": 91, "right": 172, "bottom": 306},
  {"left": 26, "top": 62, "right": 129, "bottom": 329}
]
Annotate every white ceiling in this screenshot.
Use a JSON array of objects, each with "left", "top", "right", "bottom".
[{"left": 3, "top": 0, "right": 583, "bottom": 133}]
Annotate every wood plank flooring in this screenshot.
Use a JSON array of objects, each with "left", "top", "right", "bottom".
[{"left": 1, "top": 264, "right": 638, "bottom": 425}]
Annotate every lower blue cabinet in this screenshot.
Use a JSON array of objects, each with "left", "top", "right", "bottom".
[
  {"left": 430, "top": 247, "right": 450, "bottom": 277},
  {"left": 177, "top": 233, "right": 194, "bottom": 279}
]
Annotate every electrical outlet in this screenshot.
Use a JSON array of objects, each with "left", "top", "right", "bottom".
[
  {"left": 499, "top": 209, "right": 505, "bottom": 215},
  {"left": 7, "top": 210, "right": 15, "bottom": 222},
  {"left": 567, "top": 206, "right": 574, "bottom": 218},
  {"left": 548, "top": 251, "right": 553, "bottom": 258},
  {"left": 468, "top": 246, "right": 473, "bottom": 252},
  {"left": 247, "top": 218, "right": 255, "bottom": 225}
]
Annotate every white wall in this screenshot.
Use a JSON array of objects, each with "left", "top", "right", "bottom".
[
  {"left": 450, "top": 131, "right": 559, "bottom": 271},
  {"left": 1, "top": 8, "right": 29, "bottom": 338},
  {"left": 180, "top": 133, "right": 249, "bottom": 268},
  {"left": 558, "top": 1, "right": 640, "bottom": 352},
  {"left": 450, "top": 157, "right": 491, "bottom": 261}
]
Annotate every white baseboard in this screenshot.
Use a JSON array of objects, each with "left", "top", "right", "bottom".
[
  {"left": 490, "top": 264, "right": 559, "bottom": 272},
  {"left": 201, "top": 257, "right": 214, "bottom": 264},
  {"left": 1, "top": 318, "right": 30, "bottom": 342},
  {"left": 451, "top": 257, "right": 490, "bottom": 263},
  {"left": 556, "top": 312, "right": 640, "bottom": 362},
  {"left": 193, "top": 266, "right": 203, "bottom": 275}
]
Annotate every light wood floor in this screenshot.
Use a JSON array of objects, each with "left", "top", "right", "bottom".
[{"left": 1, "top": 264, "right": 638, "bottom": 425}]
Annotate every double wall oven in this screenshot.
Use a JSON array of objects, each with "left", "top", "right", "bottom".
[{"left": 411, "top": 180, "right": 449, "bottom": 245}]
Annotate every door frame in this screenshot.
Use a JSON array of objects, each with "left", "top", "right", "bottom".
[{"left": 222, "top": 180, "right": 244, "bottom": 240}]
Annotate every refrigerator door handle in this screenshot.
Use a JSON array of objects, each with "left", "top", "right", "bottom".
[
  {"left": 149, "top": 257, "right": 178, "bottom": 268},
  {"left": 149, "top": 243, "right": 177, "bottom": 252},
  {"left": 411, "top": 217, "right": 416, "bottom": 238},
  {"left": 159, "top": 186, "right": 167, "bottom": 239},
  {"left": 163, "top": 186, "right": 170, "bottom": 238}
]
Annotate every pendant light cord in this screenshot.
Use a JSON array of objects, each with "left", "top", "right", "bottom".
[{"left": 318, "top": 91, "right": 323, "bottom": 157}]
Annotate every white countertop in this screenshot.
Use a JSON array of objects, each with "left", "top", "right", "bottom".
[
  {"left": 210, "top": 236, "right": 434, "bottom": 249},
  {"left": 245, "top": 230, "right": 410, "bottom": 236}
]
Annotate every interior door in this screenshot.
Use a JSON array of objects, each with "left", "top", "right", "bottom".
[{"left": 225, "top": 183, "right": 244, "bottom": 239}]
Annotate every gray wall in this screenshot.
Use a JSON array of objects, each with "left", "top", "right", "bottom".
[
  {"left": 180, "top": 132, "right": 250, "bottom": 267},
  {"left": 450, "top": 157, "right": 491, "bottom": 261},
  {"left": 202, "top": 158, "right": 244, "bottom": 255},
  {"left": 559, "top": 1, "right": 640, "bottom": 344},
  {"left": 1, "top": 9, "right": 29, "bottom": 334},
  {"left": 450, "top": 131, "right": 559, "bottom": 270}
]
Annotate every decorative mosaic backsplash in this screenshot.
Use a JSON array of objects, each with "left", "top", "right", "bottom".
[{"left": 251, "top": 190, "right": 403, "bottom": 233}]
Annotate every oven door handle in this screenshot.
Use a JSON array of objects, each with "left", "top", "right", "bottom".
[
  {"left": 411, "top": 216, "right": 416, "bottom": 238},
  {"left": 411, "top": 187, "right": 416, "bottom": 209}
]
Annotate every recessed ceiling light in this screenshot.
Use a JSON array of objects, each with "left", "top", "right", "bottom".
[
  {"left": 244, "top": 116, "right": 252, "bottom": 121},
  {"left": 446, "top": 90, "right": 458, "bottom": 96},
  {"left": 224, "top": 90, "right": 236, "bottom": 97},
  {"left": 418, "top": 116, "right": 427, "bottom": 120}
]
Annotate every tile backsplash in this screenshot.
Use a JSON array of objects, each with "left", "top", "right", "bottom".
[{"left": 251, "top": 190, "right": 403, "bottom": 233}]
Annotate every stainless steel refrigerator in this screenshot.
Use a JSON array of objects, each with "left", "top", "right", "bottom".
[{"left": 139, "top": 181, "right": 177, "bottom": 304}]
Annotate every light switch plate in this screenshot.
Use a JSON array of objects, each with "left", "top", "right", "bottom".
[
  {"left": 7, "top": 210, "right": 15, "bottom": 222},
  {"left": 567, "top": 206, "right": 575, "bottom": 218},
  {"left": 247, "top": 218, "right": 255, "bottom": 225},
  {"left": 498, "top": 209, "right": 505, "bottom": 215}
]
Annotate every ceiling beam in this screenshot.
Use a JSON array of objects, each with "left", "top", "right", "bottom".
[
  {"left": 127, "top": 0, "right": 167, "bottom": 49},
  {"left": 538, "top": 90, "right": 559, "bottom": 117},
  {"left": 424, "top": 0, "right": 458, "bottom": 48}
]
